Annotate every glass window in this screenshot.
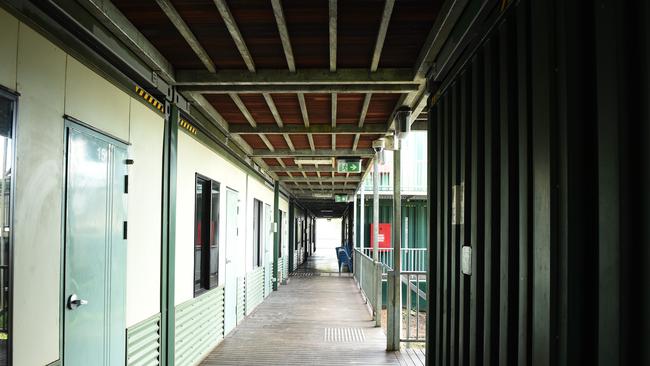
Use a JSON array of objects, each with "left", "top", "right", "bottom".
[
  {"left": 194, "top": 175, "right": 220, "bottom": 296},
  {"left": 253, "top": 199, "right": 263, "bottom": 267},
  {"left": 0, "top": 93, "right": 15, "bottom": 365}
]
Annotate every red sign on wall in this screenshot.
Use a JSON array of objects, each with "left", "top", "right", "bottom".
[{"left": 370, "top": 223, "right": 391, "bottom": 251}]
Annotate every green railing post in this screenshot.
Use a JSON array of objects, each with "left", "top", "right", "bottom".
[{"left": 375, "top": 261, "right": 383, "bottom": 327}]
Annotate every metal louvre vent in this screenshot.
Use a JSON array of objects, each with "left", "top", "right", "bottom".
[{"left": 324, "top": 327, "right": 366, "bottom": 342}]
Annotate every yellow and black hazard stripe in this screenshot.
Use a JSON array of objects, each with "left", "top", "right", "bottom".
[
  {"left": 179, "top": 118, "right": 198, "bottom": 135},
  {"left": 135, "top": 85, "right": 165, "bottom": 113}
]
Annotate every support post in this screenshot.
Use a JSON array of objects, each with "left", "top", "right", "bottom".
[
  {"left": 375, "top": 261, "right": 383, "bottom": 327},
  {"left": 288, "top": 200, "right": 295, "bottom": 273},
  {"left": 388, "top": 146, "right": 402, "bottom": 350},
  {"left": 273, "top": 180, "right": 280, "bottom": 290},
  {"left": 161, "top": 103, "right": 178, "bottom": 366},
  {"left": 359, "top": 188, "right": 365, "bottom": 286},
  {"left": 373, "top": 155, "right": 380, "bottom": 262}
]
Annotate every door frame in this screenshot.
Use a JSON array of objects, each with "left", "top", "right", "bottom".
[
  {"left": 60, "top": 118, "right": 129, "bottom": 364},
  {"left": 0, "top": 87, "right": 18, "bottom": 366},
  {"left": 224, "top": 187, "right": 239, "bottom": 334}
]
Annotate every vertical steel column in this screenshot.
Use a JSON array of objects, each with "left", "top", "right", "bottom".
[
  {"left": 373, "top": 156, "right": 380, "bottom": 262},
  {"left": 288, "top": 200, "right": 295, "bottom": 273},
  {"left": 360, "top": 188, "right": 365, "bottom": 286},
  {"left": 161, "top": 103, "right": 178, "bottom": 366},
  {"left": 353, "top": 192, "right": 358, "bottom": 249},
  {"left": 273, "top": 181, "right": 279, "bottom": 291},
  {"left": 388, "top": 145, "right": 402, "bottom": 350}
]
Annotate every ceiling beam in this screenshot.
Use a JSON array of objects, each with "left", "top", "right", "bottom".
[
  {"left": 283, "top": 134, "right": 295, "bottom": 151},
  {"left": 331, "top": 93, "right": 337, "bottom": 127},
  {"left": 332, "top": 135, "right": 336, "bottom": 150},
  {"left": 352, "top": 134, "right": 360, "bottom": 151},
  {"left": 414, "top": 0, "right": 469, "bottom": 80},
  {"left": 213, "top": 0, "right": 256, "bottom": 72},
  {"left": 270, "top": 0, "right": 295, "bottom": 72},
  {"left": 228, "top": 124, "right": 387, "bottom": 134},
  {"left": 279, "top": 177, "right": 361, "bottom": 183},
  {"left": 269, "top": 166, "right": 364, "bottom": 173},
  {"left": 307, "top": 134, "right": 316, "bottom": 151},
  {"left": 178, "top": 83, "right": 418, "bottom": 94},
  {"left": 298, "top": 93, "right": 310, "bottom": 127},
  {"left": 358, "top": 93, "right": 372, "bottom": 128},
  {"left": 154, "top": 0, "right": 216, "bottom": 73},
  {"left": 263, "top": 93, "right": 284, "bottom": 127},
  {"left": 175, "top": 68, "right": 415, "bottom": 85},
  {"left": 78, "top": 0, "right": 175, "bottom": 83},
  {"left": 229, "top": 93, "right": 257, "bottom": 127},
  {"left": 259, "top": 135, "right": 276, "bottom": 151},
  {"left": 329, "top": 0, "right": 337, "bottom": 72},
  {"left": 251, "top": 149, "right": 374, "bottom": 157},
  {"left": 370, "top": 0, "right": 395, "bottom": 71}
]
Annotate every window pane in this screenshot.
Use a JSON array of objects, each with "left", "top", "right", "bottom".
[
  {"left": 0, "top": 95, "right": 13, "bottom": 365},
  {"left": 209, "top": 182, "right": 219, "bottom": 288},
  {"left": 194, "top": 179, "right": 204, "bottom": 293}
]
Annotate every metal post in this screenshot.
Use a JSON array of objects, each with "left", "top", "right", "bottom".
[
  {"left": 388, "top": 146, "right": 402, "bottom": 351},
  {"left": 373, "top": 155, "right": 380, "bottom": 262},
  {"left": 273, "top": 180, "right": 279, "bottom": 291},
  {"left": 359, "top": 188, "right": 365, "bottom": 286},
  {"left": 353, "top": 192, "right": 358, "bottom": 249},
  {"left": 375, "top": 261, "right": 383, "bottom": 327}
]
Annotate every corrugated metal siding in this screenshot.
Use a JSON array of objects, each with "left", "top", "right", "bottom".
[
  {"left": 246, "top": 267, "right": 265, "bottom": 315},
  {"left": 174, "top": 287, "right": 225, "bottom": 366},
  {"left": 126, "top": 314, "right": 161, "bottom": 366},
  {"left": 237, "top": 276, "right": 246, "bottom": 323},
  {"left": 360, "top": 199, "right": 428, "bottom": 249},
  {"left": 427, "top": 0, "right": 650, "bottom": 365}
]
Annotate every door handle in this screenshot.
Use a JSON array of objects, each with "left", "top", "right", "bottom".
[{"left": 67, "top": 293, "right": 89, "bottom": 310}]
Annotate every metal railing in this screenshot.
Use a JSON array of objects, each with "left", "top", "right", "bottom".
[
  {"left": 401, "top": 272, "right": 427, "bottom": 342},
  {"left": 353, "top": 249, "right": 383, "bottom": 326},
  {"left": 360, "top": 247, "right": 428, "bottom": 273}
]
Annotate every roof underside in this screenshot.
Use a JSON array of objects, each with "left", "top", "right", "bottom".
[{"left": 112, "top": 0, "right": 443, "bottom": 217}]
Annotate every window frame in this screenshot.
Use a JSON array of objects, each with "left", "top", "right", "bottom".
[
  {"left": 252, "top": 198, "right": 263, "bottom": 268},
  {"left": 0, "top": 88, "right": 17, "bottom": 366},
  {"left": 193, "top": 173, "right": 220, "bottom": 297}
]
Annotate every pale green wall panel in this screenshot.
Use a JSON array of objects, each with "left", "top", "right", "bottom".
[
  {"left": 236, "top": 276, "right": 246, "bottom": 323},
  {"left": 126, "top": 99, "right": 164, "bottom": 327},
  {"left": 64, "top": 56, "right": 131, "bottom": 141},
  {"left": 175, "top": 287, "right": 225, "bottom": 366},
  {"left": 245, "top": 267, "right": 264, "bottom": 315},
  {"left": 0, "top": 8, "right": 18, "bottom": 90},
  {"left": 13, "top": 23, "right": 67, "bottom": 366},
  {"left": 126, "top": 314, "right": 161, "bottom": 366}
]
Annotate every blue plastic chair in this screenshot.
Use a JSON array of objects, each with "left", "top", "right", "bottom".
[{"left": 336, "top": 246, "right": 353, "bottom": 273}]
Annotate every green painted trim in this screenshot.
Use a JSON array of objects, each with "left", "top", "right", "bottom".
[
  {"left": 160, "top": 103, "right": 179, "bottom": 366},
  {"left": 273, "top": 181, "right": 280, "bottom": 291}
]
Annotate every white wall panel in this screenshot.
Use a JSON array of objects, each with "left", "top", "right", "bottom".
[
  {"left": 0, "top": 8, "right": 18, "bottom": 90},
  {"left": 64, "top": 57, "right": 130, "bottom": 141},
  {"left": 13, "top": 24, "right": 66, "bottom": 366},
  {"left": 126, "top": 99, "right": 164, "bottom": 327},
  {"left": 175, "top": 132, "right": 249, "bottom": 305}
]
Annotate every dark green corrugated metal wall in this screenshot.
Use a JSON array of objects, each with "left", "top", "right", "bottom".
[{"left": 357, "top": 198, "right": 428, "bottom": 249}]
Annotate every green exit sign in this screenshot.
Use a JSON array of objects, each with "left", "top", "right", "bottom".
[
  {"left": 337, "top": 159, "right": 361, "bottom": 173},
  {"left": 335, "top": 194, "right": 348, "bottom": 203}
]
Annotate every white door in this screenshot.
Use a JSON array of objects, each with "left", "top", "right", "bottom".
[{"left": 224, "top": 189, "right": 238, "bottom": 334}]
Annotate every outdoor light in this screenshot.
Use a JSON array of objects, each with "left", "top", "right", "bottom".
[
  {"left": 294, "top": 157, "right": 333, "bottom": 165},
  {"left": 313, "top": 193, "right": 333, "bottom": 198}
]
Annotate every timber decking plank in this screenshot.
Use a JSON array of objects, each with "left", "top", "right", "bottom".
[{"left": 199, "top": 252, "right": 400, "bottom": 365}]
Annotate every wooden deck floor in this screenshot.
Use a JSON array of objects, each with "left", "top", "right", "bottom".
[{"left": 200, "top": 249, "right": 425, "bottom": 366}]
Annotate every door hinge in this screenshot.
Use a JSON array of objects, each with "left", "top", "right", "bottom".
[
  {"left": 123, "top": 221, "right": 128, "bottom": 240},
  {"left": 124, "top": 175, "right": 129, "bottom": 194}
]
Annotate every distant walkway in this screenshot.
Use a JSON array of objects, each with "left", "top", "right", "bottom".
[{"left": 200, "top": 249, "right": 400, "bottom": 365}]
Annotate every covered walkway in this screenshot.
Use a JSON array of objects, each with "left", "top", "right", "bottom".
[{"left": 201, "top": 249, "right": 422, "bottom": 366}]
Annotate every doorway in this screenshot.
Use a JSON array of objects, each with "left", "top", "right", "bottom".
[
  {"left": 224, "top": 188, "right": 238, "bottom": 335},
  {"left": 62, "top": 122, "right": 127, "bottom": 365}
]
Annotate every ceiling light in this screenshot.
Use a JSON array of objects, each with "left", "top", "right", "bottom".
[
  {"left": 294, "top": 157, "right": 333, "bottom": 165},
  {"left": 313, "top": 193, "right": 333, "bottom": 198}
]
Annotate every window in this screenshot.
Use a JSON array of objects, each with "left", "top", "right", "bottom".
[
  {"left": 0, "top": 92, "right": 15, "bottom": 366},
  {"left": 253, "top": 199, "right": 263, "bottom": 267},
  {"left": 194, "top": 175, "right": 220, "bottom": 296}
]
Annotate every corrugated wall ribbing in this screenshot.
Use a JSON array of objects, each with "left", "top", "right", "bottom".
[
  {"left": 246, "top": 267, "right": 265, "bottom": 315},
  {"left": 427, "top": 1, "right": 650, "bottom": 365},
  {"left": 126, "top": 314, "right": 161, "bottom": 366},
  {"left": 174, "top": 287, "right": 225, "bottom": 366}
]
